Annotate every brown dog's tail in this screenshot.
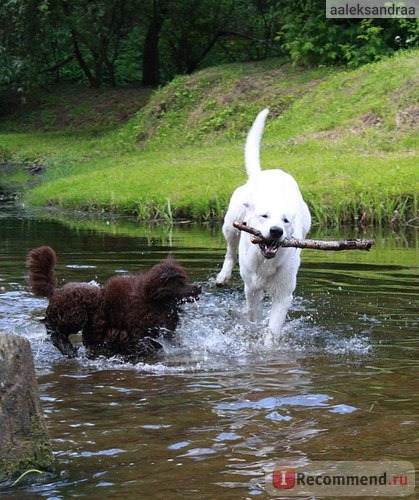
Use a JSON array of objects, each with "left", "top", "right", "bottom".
[{"left": 26, "top": 246, "right": 58, "bottom": 298}]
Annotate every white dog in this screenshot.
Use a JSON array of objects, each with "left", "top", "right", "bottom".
[{"left": 216, "top": 109, "right": 311, "bottom": 333}]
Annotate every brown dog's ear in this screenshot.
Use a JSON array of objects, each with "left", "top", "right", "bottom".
[{"left": 142, "top": 260, "right": 187, "bottom": 302}]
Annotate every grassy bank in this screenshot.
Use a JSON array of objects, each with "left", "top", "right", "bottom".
[{"left": 1, "top": 50, "right": 418, "bottom": 226}]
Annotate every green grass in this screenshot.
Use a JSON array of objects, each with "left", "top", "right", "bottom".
[
  {"left": 22, "top": 144, "right": 416, "bottom": 226},
  {"left": 1, "top": 50, "right": 418, "bottom": 226}
]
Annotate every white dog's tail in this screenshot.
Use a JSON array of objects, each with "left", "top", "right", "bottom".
[{"left": 245, "top": 108, "right": 269, "bottom": 178}]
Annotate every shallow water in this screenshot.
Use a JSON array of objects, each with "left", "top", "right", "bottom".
[{"left": 0, "top": 202, "right": 417, "bottom": 498}]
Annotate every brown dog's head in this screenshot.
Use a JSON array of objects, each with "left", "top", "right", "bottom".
[{"left": 142, "top": 257, "right": 201, "bottom": 304}]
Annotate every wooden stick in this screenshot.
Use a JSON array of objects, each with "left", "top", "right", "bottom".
[{"left": 233, "top": 221, "right": 375, "bottom": 251}]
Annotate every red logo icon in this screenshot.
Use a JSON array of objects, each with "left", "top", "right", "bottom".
[{"left": 272, "top": 468, "right": 296, "bottom": 489}]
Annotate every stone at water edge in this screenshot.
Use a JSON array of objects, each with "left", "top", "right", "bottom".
[{"left": 0, "top": 332, "right": 54, "bottom": 482}]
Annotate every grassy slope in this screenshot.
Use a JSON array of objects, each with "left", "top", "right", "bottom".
[{"left": 1, "top": 50, "right": 418, "bottom": 225}]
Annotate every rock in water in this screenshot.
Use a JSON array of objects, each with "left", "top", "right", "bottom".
[{"left": 0, "top": 332, "right": 53, "bottom": 482}]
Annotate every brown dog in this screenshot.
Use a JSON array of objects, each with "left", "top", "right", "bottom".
[{"left": 26, "top": 246, "right": 201, "bottom": 361}]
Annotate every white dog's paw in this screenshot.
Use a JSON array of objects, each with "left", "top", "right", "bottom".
[{"left": 215, "top": 269, "right": 231, "bottom": 287}]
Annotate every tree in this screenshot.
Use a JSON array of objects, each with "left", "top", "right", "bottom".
[
  {"left": 0, "top": 0, "right": 53, "bottom": 90},
  {"left": 57, "top": 0, "right": 129, "bottom": 87},
  {"left": 142, "top": 0, "right": 166, "bottom": 86},
  {"left": 161, "top": 0, "right": 236, "bottom": 76},
  {"left": 0, "top": 0, "right": 131, "bottom": 89},
  {"left": 1, "top": 0, "right": 416, "bottom": 92}
]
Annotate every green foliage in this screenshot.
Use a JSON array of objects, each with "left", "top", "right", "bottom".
[
  {"left": 0, "top": 0, "right": 52, "bottom": 90},
  {"left": 2, "top": 0, "right": 416, "bottom": 93},
  {"left": 277, "top": 0, "right": 418, "bottom": 67},
  {"left": 160, "top": 0, "right": 237, "bottom": 75},
  {"left": 114, "top": 26, "right": 145, "bottom": 84}
]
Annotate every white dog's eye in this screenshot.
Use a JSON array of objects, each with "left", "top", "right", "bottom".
[
  {"left": 283, "top": 217, "right": 289, "bottom": 224},
  {"left": 261, "top": 214, "right": 269, "bottom": 219}
]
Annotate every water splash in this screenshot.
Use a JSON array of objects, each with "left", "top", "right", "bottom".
[{"left": 2, "top": 285, "right": 371, "bottom": 375}]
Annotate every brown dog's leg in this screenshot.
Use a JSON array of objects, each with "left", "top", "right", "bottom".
[{"left": 48, "top": 330, "right": 78, "bottom": 358}]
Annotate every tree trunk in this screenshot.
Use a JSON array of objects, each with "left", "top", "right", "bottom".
[
  {"left": 71, "top": 29, "right": 101, "bottom": 88},
  {"left": 142, "top": 0, "right": 164, "bottom": 86}
]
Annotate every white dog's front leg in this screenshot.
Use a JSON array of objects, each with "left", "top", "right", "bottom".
[
  {"left": 216, "top": 227, "right": 240, "bottom": 286},
  {"left": 216, "top": 249, "right": 236, "bottom": 285},
  {"left": 268, "top": 293, "right": 293, "bottom": 333},
  {"left": 244, "top": 284, "right": 264, "bottom": 322}
]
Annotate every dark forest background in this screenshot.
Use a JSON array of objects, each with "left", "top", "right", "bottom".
[{"left": 1, "top": 0, "right": 417, "bottom": 91}]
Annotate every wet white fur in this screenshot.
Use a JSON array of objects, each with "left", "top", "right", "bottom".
[{"left": 216, "top": 109, "right": 311, "bottom": 333}]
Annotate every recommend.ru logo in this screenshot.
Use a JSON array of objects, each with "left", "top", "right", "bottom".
[{"left": 265, "top": 461, "right": 415, "bottom": 497}]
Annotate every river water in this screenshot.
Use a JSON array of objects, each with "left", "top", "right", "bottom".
[{"left": 0, "top": 199, "right": 417, "bottom": 498}]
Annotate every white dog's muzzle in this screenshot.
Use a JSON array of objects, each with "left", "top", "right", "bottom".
[{"left": 258, "top": 225, "right": 286, "bottom": 259}]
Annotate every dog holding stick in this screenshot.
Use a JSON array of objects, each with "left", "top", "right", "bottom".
[{"left": 216, "top": 109, "right": 311, "bottom": 333}]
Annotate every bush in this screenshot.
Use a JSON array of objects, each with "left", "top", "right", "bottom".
[{"left": 277, "top": 0, "right": 418, "bottom": 67}]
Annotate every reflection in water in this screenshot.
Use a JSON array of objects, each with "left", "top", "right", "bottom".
[{"left": 0, "top": 204, "right": 417, "bottom": 498}]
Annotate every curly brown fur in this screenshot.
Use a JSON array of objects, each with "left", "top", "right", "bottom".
[
  {"left": 26, "top": 247, "right": 201, "bottom": 361},
  {"left": 26, "top": 246, "right": 57, "bottom": 298},
  {"left": 26, "top": 246, "right": 102, "bottom": 358},
  {"left": 90, "top": 257, "right": 201, "bottom": 360}
]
